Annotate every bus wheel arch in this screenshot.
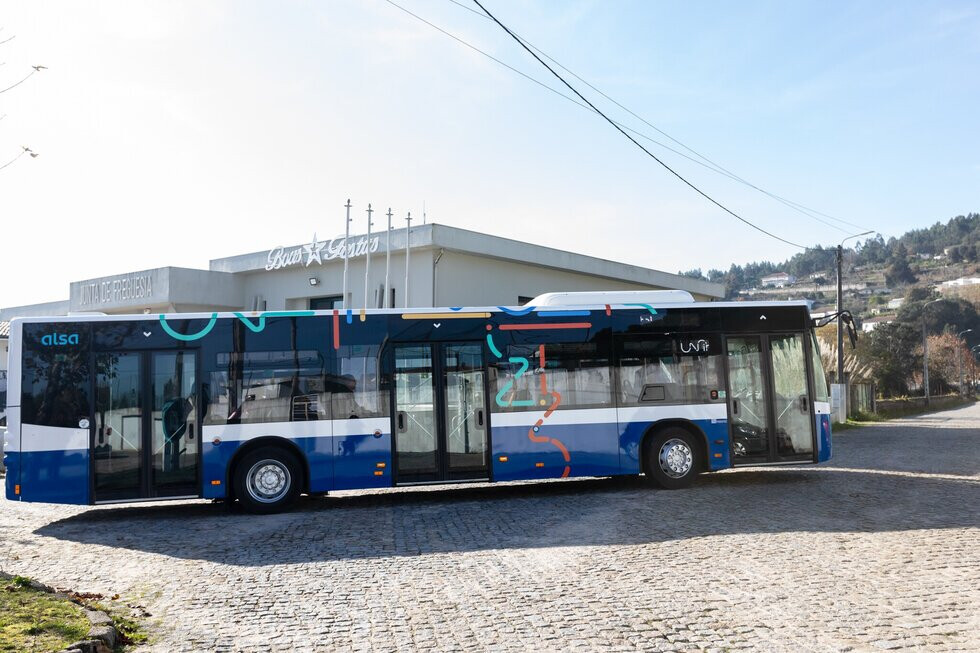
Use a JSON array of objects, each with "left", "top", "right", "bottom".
[
  {"left": 640, "top": 420, "right": 707, "bottom": 489},
  {"left": 227, "top": 437, "right": 309, "bottom": 509}
]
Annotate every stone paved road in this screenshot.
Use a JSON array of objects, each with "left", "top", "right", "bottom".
[{"left": 1, "top": 402, "right": 979, "bottom": 652}]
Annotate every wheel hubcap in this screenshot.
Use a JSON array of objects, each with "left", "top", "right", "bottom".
[
  {"left": 659, "top": 439, "right": 693, "bottom": 478},
  {"left": 246, "top": 459, "right": 291, "bottom": 503}
]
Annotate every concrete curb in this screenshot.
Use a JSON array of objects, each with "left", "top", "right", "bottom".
[{"left": 0, "top": 572, "right": 118, "bottom": 653}]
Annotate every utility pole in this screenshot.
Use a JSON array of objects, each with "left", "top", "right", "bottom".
[
  {"left": 923, "top": 319, "right": 930, "bottom": 405},
  {"left": 364, "top": 204, "right": 374, "bottom": 309},
  {"left": 835, "top": 231, "right": 873, "bottom": 386},
  {"left": 921, "top": 298, "right": 942, "bottom": 406},
  {"left": 836, "top": 244, "right": 844, "bottom": 385},
  {"left": 957, "top": 329, "right": 973, "bottom": 395},
  {"left": 342, "top": 199, "right": 352, "bottom": 309}
]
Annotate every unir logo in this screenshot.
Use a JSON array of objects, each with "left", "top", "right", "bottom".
[{"left": 41, "top": 333, "right": 79, "bottom": 346}]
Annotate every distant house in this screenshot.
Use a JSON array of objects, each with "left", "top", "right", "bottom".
[
  {"left": 761, "top": 272, "right": 796, "bottom": 288},
  {"left": 861, "top": 316, "right": 893, "bottom": 333},
  {"left": 938, "top": 277, "right": 980, "bottom": 292},
  {"left": 887, "top": 297, "right": 905, "bottom": 310}
]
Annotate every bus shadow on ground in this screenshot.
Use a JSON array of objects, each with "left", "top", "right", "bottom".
[{"left": 34, "top": 463, "right": 980, "bottom": 566}]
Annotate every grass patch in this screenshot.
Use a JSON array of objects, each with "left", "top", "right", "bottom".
[{"left": 0, "top": 578, "right": 90, "bottom": 653}]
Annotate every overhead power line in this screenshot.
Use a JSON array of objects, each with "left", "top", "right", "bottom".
[
  {"left": 384, "top": 0, "right": 870, "bottom": 245},
  {"left": 448, "top": 0, "right": 873, "bottom": 235},
  {"left": 0, "top": 68, "right": 38, "bottom": 94},
  {"left": 385, "top": 0, "right": 864, "bottom": 239},
  {"left": 468, "top": 0, "right": 806, "bottom": 249}
]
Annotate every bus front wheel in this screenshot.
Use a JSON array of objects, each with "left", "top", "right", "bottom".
[
  {"left": 643, "top": 428, "right": 701, "bottom": 490},
  {"left": 233, "top": 446, "right": 302, "bottom": 514}
]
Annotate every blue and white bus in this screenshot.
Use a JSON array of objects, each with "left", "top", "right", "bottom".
[{"left": 3, "top": 292, "right": 832, "bottom": 513}]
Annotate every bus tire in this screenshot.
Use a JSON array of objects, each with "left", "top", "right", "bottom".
[
  {"left": 233, "top": 446, "right": 302, "bottom": 514},
  {"left": 643, "top": 428, "right": 701, "bottom": 490}
]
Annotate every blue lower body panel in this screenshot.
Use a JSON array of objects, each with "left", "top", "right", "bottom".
[
  {"left": 16, "top": 449, "right": 90, "bottom": 504},
  {"left": 491, "top": 421, "right": 621, "bottom": 481},
  {"left": 619, "top": 419, "right": 731, "bottom": 472},
  {"left": 202, "top": 432, "right": 392, "bottom": 499},
  {"left": 817, "top": 414, "right": 832, "bottom": 462}
]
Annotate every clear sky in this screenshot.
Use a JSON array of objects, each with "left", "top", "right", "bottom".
[{"left": 1, "top": 0, "right": 978, "bottom": 308}]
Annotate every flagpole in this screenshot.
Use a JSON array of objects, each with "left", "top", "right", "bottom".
[
  {"left": 342, "top": 199, "right": 351, "bottom": 309},
  {"left": 384, "top": 208, "right": 392, "bottom": 309},
  {"left": 364, "top": 203, "right": 374, "bottom": 309},
  {"left": 405, "top": 211, "right": 412, "bottom": 308}
]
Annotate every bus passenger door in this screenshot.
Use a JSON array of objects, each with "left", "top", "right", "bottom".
[
  {"left": 391, "top": 342, "right": 490, "bottom": 484},
  {"left": 725, "top": 333, "right": 815, "bottom": 464},
  {"left": 93, "top": 350, "right": 199, "bottom": 501}
]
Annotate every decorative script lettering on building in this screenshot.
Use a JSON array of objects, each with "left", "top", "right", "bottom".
[{"left": 265, "top": 234, "right": 381, "bottom": 271}]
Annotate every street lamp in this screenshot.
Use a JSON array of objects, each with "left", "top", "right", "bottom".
[
  {"left": 836, "top": 231, "right": 874, "bottom": 385},
  {"left": 957, "top": 329, "right": 973, "bottom": 395},
  {"left": 920, "top": 297, "right": 944, "bottom": 405}
]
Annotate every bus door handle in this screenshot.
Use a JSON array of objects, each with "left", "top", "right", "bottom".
[
  {"left": 476, "top": 409, "right": 485, "bottom": 428},
  {"left": 397, "top": 411, "right": 407, "bottom": 433},
  {"left": 799, "top": 395, "right": 809, "bottom": 413},
  {"left": 731, "top": 399, "right": 739, "bottom": 416},
  {"left": 188, "top": 423, "right": 195, "bottom": 440}
]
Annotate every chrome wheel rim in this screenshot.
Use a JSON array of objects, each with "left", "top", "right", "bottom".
[
  {"left": 659, "top": 439, "right": 693, "bottom": 478},
  {"left": 246, "top": 459, "right": 291, "bottom": 504}
]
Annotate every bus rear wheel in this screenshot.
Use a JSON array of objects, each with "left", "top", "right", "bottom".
[
  {"left": 233, "top": 446, "right": 301, "bottom": 514},
  {"left": 644, "top": 428, "right": 701, "bottom": 490}
]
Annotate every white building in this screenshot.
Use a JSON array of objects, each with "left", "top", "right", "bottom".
[
  {"left": 861, "top": 316, "right": 893, "bottom": 333},
  {"left": 0, "top": 223, "right": 724, "bottom": 322},
  {"left": 760, "top": 272, "right": 796, "bottom": 288},
  {"left": 938, "top": 277, "right": 980, "bottom": 293},
  {"left": 887, "top": 297, "right": 906, "bottom": 310}
]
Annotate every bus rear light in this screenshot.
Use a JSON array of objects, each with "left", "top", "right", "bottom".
[
  {"left": 374, "top": 470, "right": 384, "bottom": 476},
  {"left": 535, "top": 462, "right": 544, "bottom": 468},
  {"left": 498, "top": 456, "right": 508, "bottom": 462},
  {"left": 14, "top": 485, "right": 20, "bottom": 495},
  {"left": 211, "top": 480, "right": 221, "bottom": 485},
  {"left": 376, "top": 462, "right": 386, "bottom": 468},
  {"left": 713, "top": 453, "right": 723, "bottom": 458}
]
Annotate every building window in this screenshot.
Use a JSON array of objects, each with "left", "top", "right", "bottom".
[{"left": 309, "top": 295, "right": 343, "bottom": 311}]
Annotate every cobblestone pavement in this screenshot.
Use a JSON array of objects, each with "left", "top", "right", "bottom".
[{"left": 2, "top": 402, "right": 978, "bottom": 652}]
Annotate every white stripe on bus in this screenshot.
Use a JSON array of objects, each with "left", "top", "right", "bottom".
[
  {"left": 490, "top": 404, "right": 727, "bottom": 428},
  {"left": 202, "top": 417, "right": 389, "bottom": 443},
  {"left": 20, "top": 424, "right": 88, "bottom": 452}
]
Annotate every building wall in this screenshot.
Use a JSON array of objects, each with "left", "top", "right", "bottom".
[{"left": 433, "top": 251, "right": 654, "bottom": 306}]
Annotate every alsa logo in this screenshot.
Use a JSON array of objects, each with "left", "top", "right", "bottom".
[{"left": 41, "top": 333, "right": 79, "bottom": 346}]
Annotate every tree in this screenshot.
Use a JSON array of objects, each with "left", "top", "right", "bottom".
[
  {"left": 861, "top": 322, "right": 921, "bottom": 396},
  {"left": 923, "top": 333, "right": 974, "bottom": 395},
  {"left": 897, "top": 297, "right": 980, "bottom": 341},
  {"left": 885, "top": 243, "right": 917, "bottom": 287}
]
